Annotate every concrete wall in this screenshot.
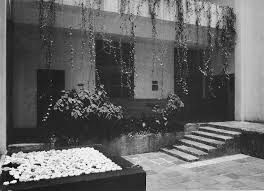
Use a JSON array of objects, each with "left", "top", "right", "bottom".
[
  {"left": 135, "top": 39, "right": 174, "bottom": 99},
  {"left": 9, "top": 0, "right": 235, "bottom": 128},
  {"left": 11, "top": 24, "right": 176, "bottom": 128},
  {"left": 0, "top": 0, "right": 7, "bottom": 154},
  {"left": 235, "top": 0, "right": 264, "bottom": 122},
  {"left": 204, "top": 0, "right": 234, "bottom": 8},
  {"left": 13, "top": 0, "right": 227, "bottom": 28},
  {"left": 12, "top": 0, "right": 211, "bottom": 44},
  {"left": 12, "top": 24, "right": 96, "bottom": 129}
]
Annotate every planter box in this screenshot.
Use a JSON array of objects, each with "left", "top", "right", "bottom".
[
  {"left": 1, "top": 145, "right": 146, "bottom": 191},
  {"left": 83, "top": 132, "right": 184, "bottom": 156}
]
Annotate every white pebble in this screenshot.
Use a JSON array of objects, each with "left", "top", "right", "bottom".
[{"left": 3, "top": 181, "right": 9, "bottom": 185}]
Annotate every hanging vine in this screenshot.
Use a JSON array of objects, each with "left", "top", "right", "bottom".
[
  {"left": 79, "top": 0, "right": 103, "bottom": 87},
  {"left": 175, "top": 0, "right": 189, "bottom": 96},
  {"left": 119, "top": 0, "right": 139, "bottom": 98},
  {"left": 194, "top": 0, "right": 204, "bottom": 45},
  {"left": 39, "top": 0, "right": 56, "bottom": 68},
  {"left": 147, "top": 0, "right": 161, "bottom": 79},
  {"left": 146, "top": 0, "right": 161, "bottom": 39},
  {"left": 219, "top": 6, "right": 236, "bottom": 78},
  {"left": 39, "top": 0, "right": 57, "bottom": 127},
  {"left": 38, "top": 0, "right": 237, "bottom": 106},
  {"left": 201, "top": 3, "right": 215, "bottom": 97}
]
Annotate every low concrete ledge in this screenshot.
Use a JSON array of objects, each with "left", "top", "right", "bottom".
[
  {"left": 84, "top": 132, "right": 185, "bottom": 156},
  {"left": 7, "top": 131, "right": 185, "bottom": 157},
  {"left": 207, "top": 121, "right": 264, "bottom": 134},
  {"left": 203, "top": 121, "right": 264, "bottom": 159}
]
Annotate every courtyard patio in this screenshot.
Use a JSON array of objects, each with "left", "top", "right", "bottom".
[
  {"left": 125, "top": 152, "right": 264, "bottom": 190},
  {"left": 1, "top": 0, "right": 264, "bottom": 190}
]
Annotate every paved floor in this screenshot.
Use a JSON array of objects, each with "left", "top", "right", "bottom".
[{"left": 124, "top": 153, "right": 264, "bottom": 190}]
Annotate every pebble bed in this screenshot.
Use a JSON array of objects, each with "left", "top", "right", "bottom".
[{"left": 1, "top": 147, "right": 122, "bottom": 186}]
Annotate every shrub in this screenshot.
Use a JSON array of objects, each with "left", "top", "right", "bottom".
[
  {"left": 53, "top": 85, "right": 123, "bottom": 121},
  {"left": 47, "top": 85, "right": 123, "bottom": 140},
  {"left": 152, "top": 93, "right": 184, "bottom": 122}
]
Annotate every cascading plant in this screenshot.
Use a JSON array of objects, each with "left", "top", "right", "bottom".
[
  {"left": 174, "top": 0, "right": 189, "bottom": 96},
  {"left": 200, "top": 2, "right": 215, "bottom": 97},
  {"left": 38, "top": 0, "right": 237, "bottom": 102}
]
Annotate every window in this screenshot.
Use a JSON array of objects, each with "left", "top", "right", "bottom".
[
  {"left": 152, "top": 81, "right": 158, "bottom": 91},
  {"left": 96, "top": 39, "right": 134, "bottom": 98}
]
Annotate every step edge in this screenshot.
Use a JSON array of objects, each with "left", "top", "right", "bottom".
[
  {"left": 198, "top": 126, "right": 242, "bottom": 135},
  {"left": 180, "top": 139, "right": 217, "bottom": 152},
  {"left": 199, "top": 126, "right": 241, "bottom": 135},
  {"left": 204, "top": 124, "right": 243, "bottom": 133},
  {"left": 160, "top": 148, "right": 199, "bottom": 161},
  {"left": 184, "top": 134, "right": 225, "bottom": 145},
  {"left": 193, "top": 131, "right": 233, "bottom": 140},
  {"left": 173, "top": 145, "right": 207, "bottom": 156}
]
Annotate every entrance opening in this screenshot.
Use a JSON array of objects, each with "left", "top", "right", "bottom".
[
  {"left": 37, "top": 69, "right": 65, "bottom": 128},
  {"left": 175, "top": 48, "right": 235, "bottom": 121},
  {"left": 95, "top": 39, "right": 134, "bottom": 98}
]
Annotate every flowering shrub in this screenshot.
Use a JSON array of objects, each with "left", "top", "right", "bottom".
[
  {"left": 152, "top": 93, "right": 184, "bottom": 122},
  {"left": 46, "top": 85, "right": 123, "bottom": 140},
  {"left": 53, "top": 85, "right": 123, "bottom": 121}
]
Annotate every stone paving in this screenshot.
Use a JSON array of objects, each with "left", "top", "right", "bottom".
[{"left": 124, "top": 152, "right": 264, "bottom": 190}]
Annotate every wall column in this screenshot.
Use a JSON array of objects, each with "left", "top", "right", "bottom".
[
  {"left": 234, "top": 0, "right": 264, "bottom": 122},
  {"left": 234, "top": 0, "right": 246, "bottom": 121},
  {"left": 0, "top": 0, "right": 7, "bottom": 155}
]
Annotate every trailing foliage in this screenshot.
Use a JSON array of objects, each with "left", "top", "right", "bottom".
[
  {"left": 201, "top": 3, "right": 215, "bottom": 97},
  {"left": 39, "top": 0, "right": 56, "bottom": 68},
  {"left": 38, "top": 0, "right": 237, "bottom": 132},
  {"left": 38, "top": 0, "right": 57, "bottom": 127},
  {"left": 119, "top": 0, "right": 138, "bottom": 98},
  {"left": 175, "top": 0, "right": 189, "bottom": 96},
  {"left": 38, "top": 0, "right": 236, "bottom": 98},
  {"left": 218, "top": 6, "right": 236, "bottom": 78}
]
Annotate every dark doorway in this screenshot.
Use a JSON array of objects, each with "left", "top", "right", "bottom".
[
  {"left": 37, "top": 69, "right": 65, "bottom": 128},
  {"left": 174, "top": 48, "right": 235, "bottom": 122},
  {"left": 96, "top": 39, "right": 134, "bottom": 98}
]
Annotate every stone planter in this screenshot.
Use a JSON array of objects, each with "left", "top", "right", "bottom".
[
  {"left": 83, "top": 132, "right": 184, "bottom": 156},
  {"left": 1, "top": 145, "right": 146, "bottom": 191},
  {"left": 7, "top": 132, "right": 184, "bottom": 157}
]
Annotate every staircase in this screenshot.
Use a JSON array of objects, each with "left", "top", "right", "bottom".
[{"left": 160, "top": 124, "right": 242, "bottom": 162}]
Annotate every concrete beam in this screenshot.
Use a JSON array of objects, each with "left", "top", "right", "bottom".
[{"left": 0, "top": 0, "right": 7, "bottom": 155}]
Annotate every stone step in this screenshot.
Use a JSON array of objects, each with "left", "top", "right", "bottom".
[
  {"left": 160, "top": 148, "right": 199, "bottom": 162},
  {"left": 173, "top": 145, "right": 207, "bottom": 157},
  {"left": 184, "top": 134, "right": 225, "bottom": 147},
  {"left": 206, "top": 124, "right": 243, "bottom": 133},
  {"left": 180, "top": 139, "right": 216, "bottom": 152},
  {"left": 192, "top": 131, "right": 233, "bottom": 142},
  {"left": 199, "top": 126, "right": 241, "bottom": 137}
]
